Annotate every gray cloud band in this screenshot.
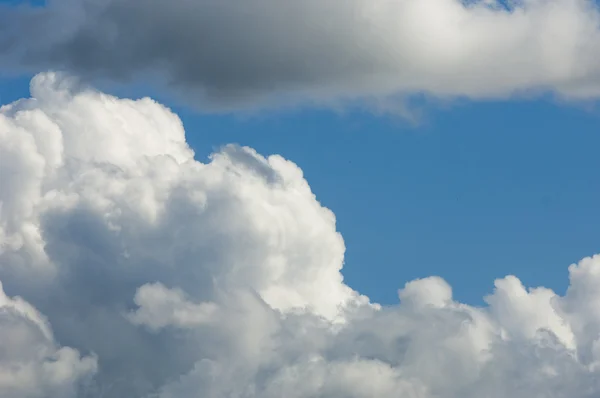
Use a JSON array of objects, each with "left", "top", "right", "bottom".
[{"left": 2, "top": 0, "right": 600, "bottom": 110}]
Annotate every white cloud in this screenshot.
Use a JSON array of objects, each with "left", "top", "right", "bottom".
[
  {"left": 127, "top": 282, "right": 218, "bottom": 330},
  {"left": 1, "top": 73, "right": 600, "bottom": 397},
  {"left": 0, "top": 281, "right": 97, "bottom": 398},
  {"left": 2, "top": 0, "right": 600, "bottom": 111}
]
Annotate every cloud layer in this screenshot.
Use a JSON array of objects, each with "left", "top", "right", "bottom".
[
  {"left": 1, "top": 73, "right": 600, "bottom": 397},
  {"left": 2, "top": 0, "right": 600, "bottom": 109}
]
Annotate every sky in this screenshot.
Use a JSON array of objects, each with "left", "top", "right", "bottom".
[
  {"left": 1, "top": 1, "right": 600, "bottom": 398},
  {"left": 178, "top": 96, "right": 600, "bottom": 305}
]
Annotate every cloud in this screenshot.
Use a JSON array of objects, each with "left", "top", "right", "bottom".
[
  {"left": 1, "top": 73, "right": 600, "bottom": 397},
  {"left": 2, "top": 0, "right": 600, "bottom": 111},
  {"left": 0, "top": 281, "right": 97, "bottom": 398}
]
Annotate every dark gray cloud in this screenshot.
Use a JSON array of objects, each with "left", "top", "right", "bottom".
[{"left": 2, "top": 0, "right": 600, "bottom": 110}]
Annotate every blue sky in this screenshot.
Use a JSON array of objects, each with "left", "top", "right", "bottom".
[
  {"left": 3, "top": 74, "right": 597, "bottom": 305},
  {"left": 179, "top": 95, "right": 600, "bottom": 305}
]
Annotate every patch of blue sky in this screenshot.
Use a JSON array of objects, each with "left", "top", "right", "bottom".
[{"left": 174, "top": 99, "right": 600, "bottom": 305}]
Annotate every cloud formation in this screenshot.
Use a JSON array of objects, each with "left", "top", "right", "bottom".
[
  {"left": 2, "top": 0, "right": 600, "bottom": 110},
  {"left": 1, "top": 73, "right": 600, "bottom": 397}
]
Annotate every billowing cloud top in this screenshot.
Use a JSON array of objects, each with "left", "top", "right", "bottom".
[
  {"left": 1, "top": 72, "right": 600, "bottom": 397},
  {"left": 2, "top": 0, "right": 600, "bottom": 109}
]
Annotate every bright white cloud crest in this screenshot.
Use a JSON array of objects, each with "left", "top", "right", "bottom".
[{"left": 1, "top": 73, "right": 600, "bottom": 397}]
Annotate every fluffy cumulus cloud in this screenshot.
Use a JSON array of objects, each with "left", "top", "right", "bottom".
[
  {"left": 1, "top": 73, "right": 600, "bottom": 397},
  {"left": 0, "top": 281, "right": 96, "bottom": 398},
  {"left": 2, "top": 0, "right": 600, "bottom": 110}
]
